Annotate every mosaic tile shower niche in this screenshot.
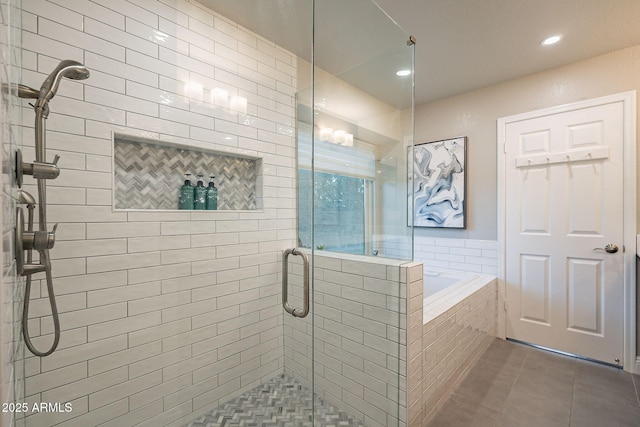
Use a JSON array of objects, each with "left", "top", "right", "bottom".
[{"left": 114, "top": 136, "right": 261, "bottom": 210}]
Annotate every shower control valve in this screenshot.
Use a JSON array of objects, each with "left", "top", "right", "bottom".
[{"left": 23, "top": 223, "right": 58, "bottom": 251}]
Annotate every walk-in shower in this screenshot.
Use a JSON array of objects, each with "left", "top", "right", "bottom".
[
  {"left": 14, "top": 60, "right": 90, "bottom": 356},
  {"left": 3, "top": 1, "right": 414, "bottom": 426}
]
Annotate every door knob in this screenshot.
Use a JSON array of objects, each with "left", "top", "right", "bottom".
[{"left": 593, "top": 243, "right": 619, "bottom": 254}]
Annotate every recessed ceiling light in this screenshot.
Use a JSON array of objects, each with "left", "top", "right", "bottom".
[
  {"left": 541, "top": 35, "right": 562, "bottom": 46},
  {"left": 396, "top": 69, "right": 411, "bottom": 77}
]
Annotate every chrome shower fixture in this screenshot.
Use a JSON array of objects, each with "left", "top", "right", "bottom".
[
  {"left": 0, "top": 82, "right": 40, "bottom": 99},
  {"left": 35, "top": 59, "right": 90, "bottom": 112},
  {"left": 13, "top": 59, "right": 90, "bottom": 357},
  {"left": 15, "top": 83, "right": 41, "bottom": 99}
]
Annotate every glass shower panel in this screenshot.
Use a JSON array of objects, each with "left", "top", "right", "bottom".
[
  {"left": 202, "top": 0, "right": 319, "bottom": 420},
  {"left": 309, "top": 0, "right": 414, "bottom": 261},
  {"left": 310, "top": 1, "right": 415, "bottom": 426},
  {"left": 2, "top": 0, "right": 26, "bottom": 426}
]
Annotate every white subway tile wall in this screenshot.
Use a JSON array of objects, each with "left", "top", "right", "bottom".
[
  {"left": 414, "top": 236, "right": 498, "bottom": 275},
  {"left": 19, "top": 1, "right": 298, "bottom": 426}
]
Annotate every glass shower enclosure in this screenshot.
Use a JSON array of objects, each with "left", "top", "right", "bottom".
[
  {"left": 187, "top": 1, "right": 415, "bottom": 424},
  {"left": 5, "top": 0, "right": 414, "bottom": 425}
]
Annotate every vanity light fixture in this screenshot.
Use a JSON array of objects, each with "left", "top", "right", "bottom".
[
  {"left": 396, "top": 69, "right": 411, "bottom": 77},
  {"left": 320, "top": 127, "right": 334, "bottom": 142},
  {"left": 333, "top": 130, "right": 346, "bottom": 145},
  {"left": 319, "top": 127, "right": 353, "bottom": 146},
  {"left": 541, "top": 34, "right": 562, "bottom": 46}
]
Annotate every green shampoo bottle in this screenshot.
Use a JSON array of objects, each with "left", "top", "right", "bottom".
[
  {"left": 206, "top": 176, "right": 218, "bottom": 210},
  {"left": 194, "top": 174, "right": 207, "bottom": 210},
  {"left": 179, "top": 173, "right": 194, "bottom": 209}
]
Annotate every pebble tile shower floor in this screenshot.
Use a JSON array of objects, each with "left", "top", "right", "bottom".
[{"left": 184, "top": 374, "right": 364, "bottom": 427}]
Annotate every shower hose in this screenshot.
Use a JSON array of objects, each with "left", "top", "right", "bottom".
[
  {"left": 21, "top": 199, "right": 60, "bottom": 357},
  {"left": 22, "top": 254, "right": 60, "bottom": 357}
]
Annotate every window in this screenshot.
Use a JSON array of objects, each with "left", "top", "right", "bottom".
[
  {"left": 297, "top": 123, "right": 376, "bottom": 255},
  {"left": 299, "top": 170, "right": 371, "bottom": 254}
]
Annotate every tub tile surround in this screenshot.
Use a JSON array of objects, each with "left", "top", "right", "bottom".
[
  {"left": 411, "top": 273, "right": 498, "bottom": 426},
  {"left": 19, "top": 1, "right": 298, "bottom": 426},
  {"left": 414, "top": 236, "right": 498, "bottom": 276},
  {"left": 423, "top": 274, "right": 497, "bottom": 323},
  {"left": 412, "top": 236, "right": 500, "bottom": 425}
]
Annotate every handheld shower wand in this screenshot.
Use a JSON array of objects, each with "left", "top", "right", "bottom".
[
  {"left": 33, "top": 60, "right": 90, "bottom": 229},
  {"left": 36, "top": 59, "right": 90, "bottom": 109},
  {"left": 14, "top": 59, "right": 90, "bottom": 357}
]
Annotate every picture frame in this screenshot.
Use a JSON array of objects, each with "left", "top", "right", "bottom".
[{"left": 412, "top": 136, "right": 466, "bottom": 228}]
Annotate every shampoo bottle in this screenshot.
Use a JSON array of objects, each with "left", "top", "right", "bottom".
[
  {"left": 179, "top": 173, "right": 194, "bottom": 209},
  {"left": 206, "top": 176, "right": 218, "bottom": 210},
  {"left": 194, "top": 174, "right": 207, "bottom": 210}
]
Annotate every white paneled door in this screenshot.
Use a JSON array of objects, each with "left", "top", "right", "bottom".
[{"left": 504, "top": 98, "right": 626, "bottom": 365}]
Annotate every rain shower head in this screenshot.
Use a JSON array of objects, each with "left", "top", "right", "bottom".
[{"left": 37, "top": 60, "right": 90, "bottom": 106}]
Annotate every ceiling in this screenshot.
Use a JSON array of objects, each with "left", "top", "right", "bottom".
[{"left": 198, "top": 0, "right": 640, "bottom": 107}]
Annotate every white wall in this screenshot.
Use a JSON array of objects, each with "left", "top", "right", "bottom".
[
  {"left": 18, "top": 1, "right": 297, "bottom": 425},
  {"left": 415, "top": 44, "right": 640, "bottom": 241}
]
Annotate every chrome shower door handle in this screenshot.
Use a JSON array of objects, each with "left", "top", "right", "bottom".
[{"left": 282, "top": 248, "right": 310, "bottom": 318}]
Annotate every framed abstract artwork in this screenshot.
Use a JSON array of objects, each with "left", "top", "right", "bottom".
[{"left": 413, "top": 136, "right": 466, "bottom": 228}]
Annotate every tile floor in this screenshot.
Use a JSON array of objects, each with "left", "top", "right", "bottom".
[
  {"left": 427, "top": 339, "right": 640, "bottom": 427},
  {"left": 184, "top": 374, "right": 363, "bottom": 427},
  {"left": 183, "top": 339, "right": 640, "bottom": 427}
]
